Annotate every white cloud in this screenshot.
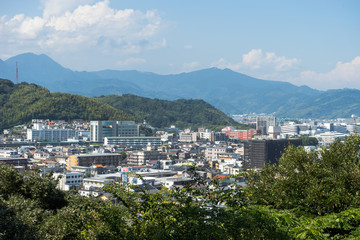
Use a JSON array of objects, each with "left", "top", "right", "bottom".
[
  {"left": 0, "top": 0, "right": 165, "bottom": 69},
  {"left": 42, "top": 0, "right": 94, "bottom": 19},
  {"left": 212, "top": 49, "right": 300, "bottom": 73},
  {"left": 212, "top": 50, "right": 360, "bottom": 90},
  {"left": 294, "top": 56, "right": 360, "bottom": 90},
  {"left": 184, "top": 45, "right": 192, "bottom": 49},
  {"left": 18, "top": 16, "right": 45, "bottom": 38}
]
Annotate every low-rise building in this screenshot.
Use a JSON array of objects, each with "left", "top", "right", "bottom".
[
  {"left": 66, "top": 153, "right": 123, "bottom": 170},
  {"left": 205, "top": 147, "right": 232, "bottom": 161},
  {"left": 0, "top": 157, "right": 28, "bottom": 167},
  {"left": 127, "top": 150, "right": 167, "bottom": 166},
  {"left": 53, "top": 171, "right": 84, "bottom": 191},
  {"left": 221, "top": 127, "right": 257, "bottom": 140},
  {"left": 27, "top": 128, "right": 78, "bottom": 142},
  {"left": 0, "top": 150, "right": 20, "bottom": 158},
  {"left": 104, "top": 136, "right": 161, "bottom": 148}
]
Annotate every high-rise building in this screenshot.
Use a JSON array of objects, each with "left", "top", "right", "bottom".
[
  {"left": 90, "top": 121, "right": 139, "bottom": 142},
  {"left": 117, "top": 121, "right": 139, "bottom": 137},
  {"left": 256, "top": 116, "right": 277, "bottom": 135},
  {"left": 90, "top": 121, "right": 116, "bottom": 142},
  {"left": 244, "top": 139, "right": 302, "bottom": 169}
]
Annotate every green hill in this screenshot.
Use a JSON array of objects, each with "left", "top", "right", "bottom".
[
  {"left": 0, "top": 79, "right": 133, "bottom": 130},
  {"left": 276, "top": 89, "right": 360, "bottom": 118},
  {"left": 96, "top": 94, "right": 238, "bottom": 129}
]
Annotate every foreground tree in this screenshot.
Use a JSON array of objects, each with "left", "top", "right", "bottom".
[{"left": 248, "top": 134, "right": 360, "bottom": 216}]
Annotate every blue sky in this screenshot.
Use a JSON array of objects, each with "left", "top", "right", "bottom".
[{"left": 0, "top": 0, "right": 359, "bottom": 90}]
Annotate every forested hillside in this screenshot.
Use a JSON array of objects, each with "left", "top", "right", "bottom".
[
  {"left": 0, "top": 79, "right": 133, "bottom": 130},
  {"left": 96, "top": 94, "right": 239, "bottom": 129},
  {"left": 0, "top": 79, "right": 241, "bottom": 131}
]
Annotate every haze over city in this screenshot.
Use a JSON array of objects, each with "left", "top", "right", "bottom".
[{"left": 0, "top": 0, "right": 359, "bottom": 90}]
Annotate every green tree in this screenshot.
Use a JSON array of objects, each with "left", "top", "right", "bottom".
[{"left": 247, "top": 134, "right": 360, "bottom": 216}]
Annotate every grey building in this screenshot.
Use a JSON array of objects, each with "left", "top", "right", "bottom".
[
  {"left": 90, "top": 121, "right": 139, "bottom": 142},
  {"left": 90, "top": 121, "right": 117, "bottom": 142},
  {"left": 244, "top": 138, "right": 302, "bottom": 169},
  {"left": 117, "top": 121, "right": 139, "bottom": 137},
  {"left": 256, "top": 116, "right": 277, "bottom": 135}
]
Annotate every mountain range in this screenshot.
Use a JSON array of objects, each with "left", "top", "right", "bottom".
[{"left": 1, "top": 52, "right": 360, "bottom": 118}]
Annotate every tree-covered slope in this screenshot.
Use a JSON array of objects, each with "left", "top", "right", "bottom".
[
  {"left": 96, "top": 94, "right": 238, "bottom": 128},
  {"left": 0, "top": 79, "right": 133, "bottom": 130}
]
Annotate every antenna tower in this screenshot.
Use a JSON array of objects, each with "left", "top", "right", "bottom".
[{"left": 16, "top": 61, "right": 18, "bottom": 84}]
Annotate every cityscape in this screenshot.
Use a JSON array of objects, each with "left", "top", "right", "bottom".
[{"left": 1, "top": 0, "right": 360, "bottom": 239}]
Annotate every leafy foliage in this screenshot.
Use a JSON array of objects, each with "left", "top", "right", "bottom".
[
  {"left": 296, "top": 136, "right": 319, "bottom": 146},
  {"left": 247, "top": 134, "right": 360, "bottom": 216},
  {"left": 0, "top": 79, "right": 134, "bottom": 131}
]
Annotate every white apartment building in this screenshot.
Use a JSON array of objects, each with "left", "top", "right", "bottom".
[
  {"left": 27, "top": 128, "right": 77, "bottom": 142},
  {"left": 127, "top": 150, "right": 167, "bottom": 166},
  {"left": 104, "top": 136, "right": 161, "bottom": 147},
  {"left": 53, "top": 172, "right": 84, "bottom": 191},
  {"left": 0, "top": 150, "right": 20, "bottom": 158},
  {"left": 205, "top": 147, "right": 230, "bottom": 161}
]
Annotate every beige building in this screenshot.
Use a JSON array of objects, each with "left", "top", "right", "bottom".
[
  {"left": 66, "top": 153, "right": 122, "bottom": 170},
  {"left": 127, "top": 151, "right": 167, "bottom": 166}
]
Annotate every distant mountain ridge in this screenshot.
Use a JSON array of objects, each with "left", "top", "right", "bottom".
[{"left": 1, "top": 52, "right": 360, "bottom": 118}]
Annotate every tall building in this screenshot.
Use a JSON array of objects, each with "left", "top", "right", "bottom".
[
  {"left": 117, "top": 121, "right": 139, "bottom": 137},
  {"left": 256, "top": 116, "right": 277, "bottom": 135},
  {"left": 90, "top": 121, "right": 116, "bottom": 142},
  {"left": 90, "top": 121, "right": 139, "bottom": 142},
  {"left": 244, "top": 139, "right": 302, "bottom": 169}
]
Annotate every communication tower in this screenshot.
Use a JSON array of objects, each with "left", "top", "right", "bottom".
[{"left": 16, "top": 61, "right": 18, "bottom": 84}]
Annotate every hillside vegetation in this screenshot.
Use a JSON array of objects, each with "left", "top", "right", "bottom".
[
  {"left": 96, "top": 94, "right": 239, "bottom": 129},
  {"left": 0, "top": 79, "right": 133, "bottom": 130},
  {"left": 0, "top": 79, "right": 241, "bottom": 131}
]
